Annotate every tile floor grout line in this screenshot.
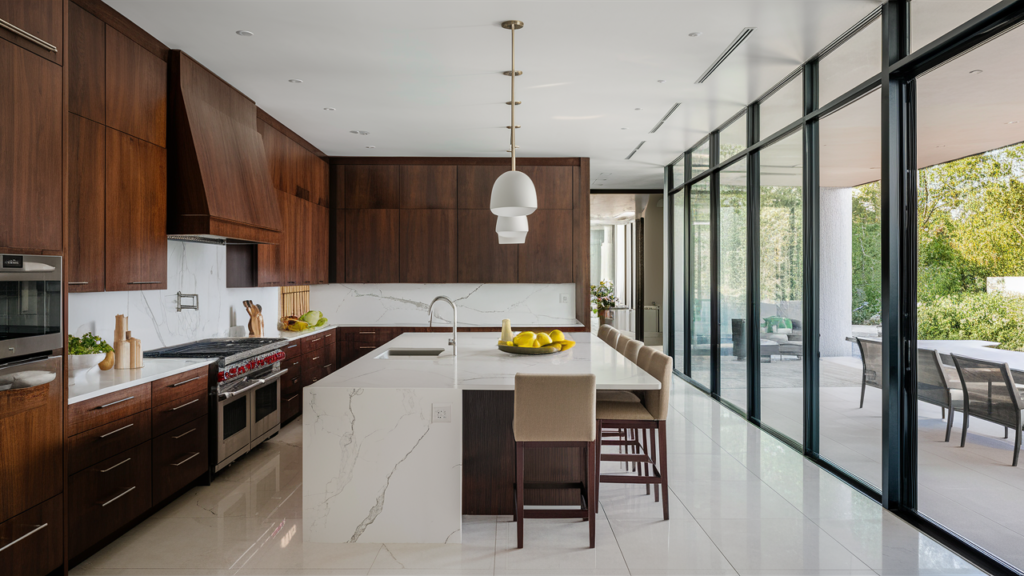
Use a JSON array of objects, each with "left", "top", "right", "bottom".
[
  {"left": 598, "top": 498, "right": 638, "bottom": 576},
  {"left": 662, "top": 484, "right": 741, "bottom": 576}
]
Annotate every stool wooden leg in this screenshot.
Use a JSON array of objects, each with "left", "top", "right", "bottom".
[
  {"left": 594, "top": 420, "right": 602, "bottom": 509},
  {"left": 658, "top": 421, "right": 669, "bottom": 520},
  {"left": 642, "top": 426, "right": 650, "bottom": 495},
  {"left": 588, "top": 440, "right": 596, "bottom": 548},
  {"left": 651, "top": 426, "right": 659, "bottom": 503},
  {"left": 516, "top": 442, "right": 525, "bottom": 548}
]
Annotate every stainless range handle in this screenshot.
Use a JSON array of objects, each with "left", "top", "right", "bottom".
[
  {"left": 0, "top": 18, "right": 58, "bottom": 52},
  {"left": 0, "top": 523, "right": 49, "bottom": 553},
  {"left": 101, "top": 486, "right": 136, "bottom": 507},
  {"left": 219, "top": 369, "right": 288, "bottom": 400}
]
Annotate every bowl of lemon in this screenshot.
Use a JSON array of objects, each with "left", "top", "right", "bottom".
[{"left": 497, "top": 330, "right": 576, "bottom": 355}]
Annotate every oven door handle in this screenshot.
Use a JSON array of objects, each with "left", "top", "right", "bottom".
[{"left": 218, "top": 369, "right": 287, "bottom": 400}]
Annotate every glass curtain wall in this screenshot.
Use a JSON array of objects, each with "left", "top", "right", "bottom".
[
  {"left": 672, "top": 191, "right": 686, "bottom": 373},
  {"left": 719, "top": 160, "right": 748, "bottom": 410},
  {"left": 690, "top": 179, "right": 712, "bottom": 388}
]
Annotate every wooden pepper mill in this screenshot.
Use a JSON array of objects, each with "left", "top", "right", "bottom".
[
  {"left": 127, "top": 330, "right": 143, "bottom": 369},
  {"left": 114, "top": 314, "right": 131, "bottom": 370}
]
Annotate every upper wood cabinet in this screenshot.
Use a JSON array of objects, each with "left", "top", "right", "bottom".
[
  {"left": 69, "top": 3, "right": 105, "bottom": 123},
  {"left": 295, "top": 199, "right": 313, "bottom": 286},
  {"left": 0, "top": 0, "right": 62, "bottom": 64},
  {"left": 106, "top": 26, "right": 167, "bottom": 147},
  {"left": 105, "top": 128, "right": 167, "bottom": 291},
  {"left": 457, "top": 165, "right": 506, "bottom": 210},
  {"left": 331, "top": 165, "right": 345, "bottom": 210},
  {"left": 255, "top": 191, "right": 290, "bottom": 287},
  {"left": 68, "top": 115, "right": 106, "bottom": 292},
  {"left": 457, "top": 210, "right": 517, "bottom": 283},
  {"left": 0, "top": 39, "right": 62, "bottom": 253},
  {"left": 258, "top": 117, "right": 329, "bottom": 207},
  {"left": 346, "top": 209, "right": 399, "bottom": 282},
  {"left": 345, "top": 165, "right": 400, "bottom": 209},
  {"left": 400, "top": 165, "right": 457, "bottom": 209},
  {"left": 458, "top": 165, "right": 573, "bottom": 210},
  {"left": 518, "top": 210, "right": 573, "bottom": 283},
  {"left": 400, "top": 210, "right": 456, "bottom": 283},
  {"left": 313, "top": 205, "right": 329, "bottom": 285}
]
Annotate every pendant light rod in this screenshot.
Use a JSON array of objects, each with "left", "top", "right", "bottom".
[{"left": 502, "top": 20, "right": 524, "bottom": 171}]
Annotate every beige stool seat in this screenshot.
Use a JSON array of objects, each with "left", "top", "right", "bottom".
[
  {"left": 513, "top": 373, "right": 597, "bottom": 548},
  {"left": 596, "top": 390, "right": 641, "bottom": 403},
  {"left": 597, "top": 401, "right": 654, "bottom": 420}
]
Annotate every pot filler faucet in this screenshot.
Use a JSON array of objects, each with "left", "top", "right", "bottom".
[{"left": 428, "top": 296, "right": 457, "bottom": 356}]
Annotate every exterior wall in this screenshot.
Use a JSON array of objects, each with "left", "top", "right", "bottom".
[{"left": 820, "top": 187, "right": 854, "bottom": 357}]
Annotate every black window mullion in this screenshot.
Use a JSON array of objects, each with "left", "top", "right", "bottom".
[
  {"left": 746, "top": 104, "right": 761, "bottom": 424},
  {"left": 710, "top": 132, "right": 722, "bottom": 398},
  {"left": 802, "top": 59, "right": 821, "bottom": 456},
  {"left": 664, "top": 166, "right": 675, "bottom": 367},
  {"left": 683, "top": 185, "right": 693, "bottom": 377}
]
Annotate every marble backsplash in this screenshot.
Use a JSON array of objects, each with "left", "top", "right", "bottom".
[
  {"left": 309, "top": 283, "right": 578, "bottom": 327},
  {"left": 68, "top": 241, "right": 279, "bottom": 351}
]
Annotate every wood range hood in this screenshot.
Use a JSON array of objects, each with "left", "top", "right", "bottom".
[{"left": 168, "top": 50, "right": 281, "bottom": 245}]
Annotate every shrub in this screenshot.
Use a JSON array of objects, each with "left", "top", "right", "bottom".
[{"left": 917, "top": 291, "right": 1024, "bottom": 352}]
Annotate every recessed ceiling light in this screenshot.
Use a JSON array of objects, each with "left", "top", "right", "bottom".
[
  {"left": 235, "top": 30, "right": 254, "bottom": 37},
  {"left": 350, "top": 130, "right": 369, "bottom": 136},
  {"left": 621, "top": 127, "right": 627, "bottom": 130},
  {"left": 288, "top": 79, "right": 303, "bottom": 84},
  {"left": 634, "top": 108, "right": 641, "bottom": 111},
  {"left": 969, "top": 69, "right": 983, "bottom": 74},
  {"left": 1008, "top": 120, "right": 1019, "bottom": 124},
  {"left": 688, "top": 32, "right": 701, "bottom": 37},
  {"left": 323, "top": 107, "right": 336, "bottom": 111},
  {"left": 657, "top": 79, "right": 666, "bottom": 83},
  {"left": 365, "top": 145, "right": 375, "bottom": 149}
]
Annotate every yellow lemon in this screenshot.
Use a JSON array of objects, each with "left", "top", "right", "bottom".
[
  {"left": 513, "top": 333, "right": 536, "bottom": 347},
  {"left": 533, "top": 340, "right": 541, "bottom": 348},
  {"left": 536, "top": 333, "right": 553, "bottom": 346},
  {"left": 548, "top": 330, "right": 565, "bottom": 342},
  {"left": 558, "top": 340, "right": 576, "bottom": 351}
]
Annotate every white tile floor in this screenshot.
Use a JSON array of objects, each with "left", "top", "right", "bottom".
[{"left": 70, "top": 377, "right": 984, "bottom": 576}]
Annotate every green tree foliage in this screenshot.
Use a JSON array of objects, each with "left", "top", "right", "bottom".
[
  {"left": 851, "top": 182, "right": 882, "bottom": 325},
  {"left": 760, "top": 185, "right": 803, "bottom": 303},
  {"left": 918, "top": 291, "right": 1024, "bottom": 352}
]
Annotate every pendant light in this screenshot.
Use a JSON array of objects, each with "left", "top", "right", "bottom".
[
  {"left": 490, "top": 20, "right": 537, "bottom": 223},
  {"left": 496, "top": 215, "right": 529, "bottom": 237},
  {"left": 499, "top": 232, "right": 528, "bottom": 245}
]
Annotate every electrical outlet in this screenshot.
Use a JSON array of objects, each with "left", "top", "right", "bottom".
[
  {"left": 432, "top": 404, "right": 451, "bottom": 424},
  {"left": 560, "top": 293, "right": 570, "bottom": 304}
]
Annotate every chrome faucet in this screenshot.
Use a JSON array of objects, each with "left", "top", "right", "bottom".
[{"left": 428, "top": 296, "right": 457, "bottom": 356}]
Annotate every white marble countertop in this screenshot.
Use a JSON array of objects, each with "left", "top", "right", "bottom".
[
  {"left": 266, "top": 324, "right": 336, "bottom": 341},
  {"left": 68, "top": 358, "right": 217, "bottom": 405},
  {"left": 328, "top": 321, "right": 586, "bottom": 328},
  {"left": 309, "top": 331, "right": 661, "bottom": 391}
]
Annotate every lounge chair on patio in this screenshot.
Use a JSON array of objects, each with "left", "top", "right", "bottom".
[
  {"left": 856, "top": 337, "right": 881, "bottom": 409},
  {"left": 917, "top": 348, "right": 964, "bottom": 442},
  {"left": 951, "top": 354, "right": 1024, "bottom": 466}
]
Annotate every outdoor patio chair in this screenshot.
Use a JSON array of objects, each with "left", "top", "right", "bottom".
[
  {"left": 951, "top": 354, "right": 1024, "bottom": 466},
  {"left": 917, "top": 348, "right": 964, "bottom": 442},
  {"left": 856, "top": 337, "right": 882, "bottom": 408}
]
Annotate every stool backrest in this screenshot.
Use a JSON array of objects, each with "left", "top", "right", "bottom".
[
  {"left": 513, "top": 373, "right": 597, "bottom": 442},
  {"left": 597, "top": 324, "right": 614, "bottom": 343},
  {"left": 643, "top": 351, "right": 673, "bottom": 421},
  {"left": 636, "top": 346, "right": 656, "bottom": 371},
  {"left": 604, "top": 328, "right": 621, "bottom": 349},
  {"left": 623, "top": 339, "right": 643, "bottom": 363},
  {"left": 615, "top": 336, "right": 632, "bottom": 355}
]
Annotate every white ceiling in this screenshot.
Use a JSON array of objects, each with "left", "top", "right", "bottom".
[{"left": 109, "top": 0, "right": 885, "bottom": 189}]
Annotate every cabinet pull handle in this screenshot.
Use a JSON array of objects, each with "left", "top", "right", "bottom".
[
  {"left": 285, "top": 394, "right": 299, "bottom": 402},
  {"left": 101, "top": 486, "right": 136, "bottom": 507},
  {"left": 170, "top": 376, "right": 203, "bottom": 388},
  {"left": 311, "top": 356, "right": 320, "bottom": 361},
  {"left": 0, "top": 523, "right": 48, "bottom": 553},
  {"left": 68, "top": 281, "right": 89, "bottom": 285},
  {"left": 171, "top": 398, "right": 200, "bottom": 411},
  {"left": 172, "top": 428, "right": 197, "bottom": 440},
  {"left": 287, "top": 344, "right": 298, "bottom": 349},
  {"left": 170, "top": 452, "right": 200, "bottom": 467},
  {"left": 325, "top": 364, "right": 332, "bottom": 369},
  {"left": 359, "top": 346, "right": 374, "bottom": 349},
  {"left": 99, "top": 396, "right": 134, "bottom": 409},
  {"left": 359, "top": 331, "right": 375, "bottom": 334},
  {"left": 0, "top": 18, "right": 58, "bottom": 52},
  {"left": 99, "top": 423, "right": 134, "bottom": 438},
  {"left": 100, "top": 458, "right": 131, "bottom": 473},
  {"left": 128, "top": 281, "right": 162, "bottom": 285}
]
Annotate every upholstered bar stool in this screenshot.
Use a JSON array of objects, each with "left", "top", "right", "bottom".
[
  {"left": 603, "top": 328, "right": 621, "bottom": 349},
  {"left": 615, "top": 335, "right": 632, "bottom": 355},
  {"left": 512, "top": 373, "right": 597, "bottom": 548},
  {"left": 597, "top": 324, "right": 614, "bottom": 343},
  {"left": 595, "top": 350, "right": 673, "bottom": 520}
]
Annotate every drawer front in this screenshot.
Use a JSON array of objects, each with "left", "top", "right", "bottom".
[
  {"left": 281, "top": 389, "right": 302, "bottom": 422},
  {"left": 324, "top": 343, "right": 337, "bottom": 375},
  {"left": 282, "top": 367, "right": 303, "bottom": 398},
  {"left": 300, "top": 332, "right": 326, "bottom": 355},
  {"left": 69, "top": 410, "right": 152, "bottom": 475},
  {"left": 300, "top": 353, "right": 326, "bottom": 386},
  {"left": 69, "top": 442, "right": 152, "bottom": 559},
  {"left": 152, "top": 416, "right": 208, "bottom": 504},
  {"left": 152, "top": 390, "right": 207, "bottom": 437},
  {"left": 69, "top": 383, "right": 151, "bottom": 436},
  {"left": 0, "top": 495, "right": 62, "bottom": 576},
  {"left": 338, "top": 327, "right": 379, "bottom": 344},
  {"left": 322, "top": 328, "right": 336, "bottom": 350},
  {"left": 281, "top": 340, "right": 302, "bottom": 361},
  {"left": 151, "top": 366, "right": 209, "bottom": 407},
  {"left": 282, "top": 355, "right": 302, "bottom": 375}
]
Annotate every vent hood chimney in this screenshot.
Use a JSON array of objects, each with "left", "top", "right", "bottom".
[{"left": 168, "top": 50, "right": 281, "bottom": 245}]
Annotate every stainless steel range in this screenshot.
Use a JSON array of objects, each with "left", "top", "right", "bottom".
[{"left": 145, "top": 338, "right": 289, "bottom": 473}]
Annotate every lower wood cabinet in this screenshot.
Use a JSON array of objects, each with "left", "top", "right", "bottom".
[
  {"left": 70, "top": 441, "right": 153, "bottom": 559},
  {"left": 152, "top": 416, "right": 208, "bottom": 504},
  {"left": 152, "top": 389, "right": 206, "bottom": 437},
  {"left": 69, "top": 410, "right": 152, "bottom": 475},
  {"left": 281, "top": 374, "right": 302, "bottom": 423},
  {"left": 0, "top": 495, "right": 62, "bottom": 576}
]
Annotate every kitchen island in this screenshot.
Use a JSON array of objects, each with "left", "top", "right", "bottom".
[{"left": 303, "top": 331, "right": 660, "bottom": 544}]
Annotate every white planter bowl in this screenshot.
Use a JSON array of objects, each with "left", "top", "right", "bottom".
[{"left": 69, "top": 353, "right": 106, "bottom": 377}]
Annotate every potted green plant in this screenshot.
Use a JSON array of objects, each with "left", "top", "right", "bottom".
[{"left": 591, "top": 281, "right": 618, "bottom": 325}]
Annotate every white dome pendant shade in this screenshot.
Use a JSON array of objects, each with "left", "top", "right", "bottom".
[
  {"left": 490, "top": 171, "right": 537, "bottom": 217},
  {"left": 498, "top": 232, "right": 527, "bottom": 244},
  {"left": 495, "top": 215, "right": 529, "bottom": 237}
]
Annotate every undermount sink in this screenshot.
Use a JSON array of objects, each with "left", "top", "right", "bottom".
[{"left": 377, "top": 348, "right": 445, "bottom": 358}]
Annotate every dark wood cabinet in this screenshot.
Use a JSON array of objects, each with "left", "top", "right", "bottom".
[
  {"left": 400, "top": 209, "right": 457, "bottom": 283},
  {"left": 152, "top": 416, "right": 208, "bottom": 504},
  {"left": 106, "top": 26, "right": 167, "bottom": 147},
  {"left": 260, "top": 190, "right": 292, "bottom": 287},
  {"left": 345, "top": 165, "right": 400, "bottom": 209},
  {"left": 0, "top": 0, "right": 62, "bottom": 64},
  {"left": 0, "top": 39, "right": 62, "bottom": 253},
  {"left": 457, "top": 165, "right": 507, "bottom": 210},
  {"left": 400, "top": 165, "right": 457, "bottom": 209},
  {"left": 314, "top": 205, "right": 329, "bottom": 284},
  {"left": 68, "top": 114, "right": 107, "bottom": 292},
  {"left": 519, "top": 166, "right": 574, "bottom": 209},
  {"left": 152, "top": 390, "right": 206, "bottom": 437},
  {"left": 69, "top": 2, "right": 106, "bottom": 123},
  {"left": 0, "top": 495, "right": 62, "bottom": 576},
  {"left": 338, "top": 340, "right": 377, "bottom": 368},
  {"left": 257, "top": 116, "right": 328, "bottom": 206},
  {"left": 329, "top": 207, "right": 345, "bottom": 284},
  {"left": 346, "top": 209, "right": 400, "bottom": 282},
  {"left": 457, "top": 210, "right": 517, "bottom": 283},
  {"left": 105, "top": 128, "right": 168, "bottom": 291},
  {"left": 518, "top": 210, "right": 573, "bottom": 283},
  {"left": 68, "top": 410, "right": 151, "bottom": 475}
]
